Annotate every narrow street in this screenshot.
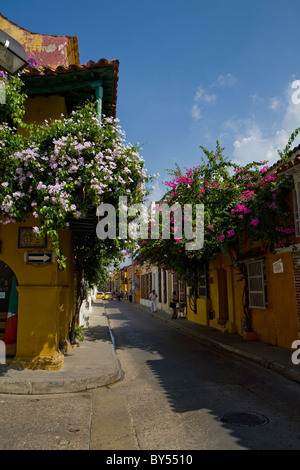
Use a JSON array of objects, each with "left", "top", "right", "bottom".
[
  {"left": 101, "top": 299, "right": 300, "bottom": 450},
  {"left": 0, "top": 299, "right": 299, "bottom": 451},
  {"left": 1, "top": 1, "right": 300, "bottom": 458}
]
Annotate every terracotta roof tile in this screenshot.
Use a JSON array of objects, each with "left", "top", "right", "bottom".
[
  {"left": 23, "top": 58, "right": 119, "bottom": 77},
  {"left": 267, "top": 144, "right": 300, "bottom": 176}
]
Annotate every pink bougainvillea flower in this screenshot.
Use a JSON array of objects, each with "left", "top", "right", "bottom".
[{"left": 250, "top": 219, "right": 260, "bottom": 226}]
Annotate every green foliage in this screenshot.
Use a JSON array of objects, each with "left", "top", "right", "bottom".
[
  {"left": 136, "top": 142, "right": 295, "bottom": 329},
  {"left": 0, "top": 72, "right": 28, "bottom": 127},
  {"left": 0, "top": 75, "right": 151, "bottom": 289},
  {"left": 277, "top": 127, "right": 300, "bottom": 162},
  {"left": 74, "top": 324, "right": 85, "bottom": 342}
]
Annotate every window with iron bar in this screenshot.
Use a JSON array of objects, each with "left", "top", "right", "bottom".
[{"left": 246, "top": 259, "right": 268, "bottom": 309}]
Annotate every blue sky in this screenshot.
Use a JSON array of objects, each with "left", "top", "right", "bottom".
[{"left": 2, "top": 0, "right": 300, "bottom": 201}]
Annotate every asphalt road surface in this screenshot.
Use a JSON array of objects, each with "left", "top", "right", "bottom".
[
  {"left": 0, "top": 299, "right": 299, "bottom": 452},
  {"left": 103, "top": 299, "right": 300, "bottom": 450}
]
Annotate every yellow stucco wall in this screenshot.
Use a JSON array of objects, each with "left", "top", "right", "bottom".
[
  {"left": 23, "top": 95, "right": 68, "bottom": 127},
  {"left": 0, "top": 214, "right": 76, "bottom": 369},
  {"left": 56, "top": 229, "right": 76, "bottom": 354},
  {"left": 208, "top": 255, "right": 242, "bottom": 334},
  {"left": 0, "top": 18, "right": 81, "bottom": 369},
  {"left": 186, "top": 295, "right": 211, "bottom": 326},
  {"left": 251, "top": 251, "right": 298, "bottom": 348},
  {"left": 187, "top": 251, "right": 299, "bottom": 349},
  {"left": 1, "top": 71, "right": 75, "bottom": 368}
]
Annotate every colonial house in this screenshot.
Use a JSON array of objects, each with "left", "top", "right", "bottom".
[
  {"left": 185, "top": 149, "right": 300, "bottom": 349},
  {"left": 111, "top": 263, "right": 141, "bottom": 302},
  {"left": 133, "top": 147, "right": 300, "bottom": 350},
  {"left": 139, "top": 264, "right": 187, "bottom": 316},
  {"left": 0, "top": 14, "right": 119, "bottom": 369}
]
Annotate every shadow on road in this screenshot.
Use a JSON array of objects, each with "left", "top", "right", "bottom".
[{"left": 105, "top": 299, "right": 300, "bottom": 450}]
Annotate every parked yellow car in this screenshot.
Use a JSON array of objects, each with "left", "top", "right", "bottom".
[
  {"left": 96, "top": 291, "right": 105, "bottom": 299},
  {"left": 104, "top": 292, "right": 113, "bottom": 300}
]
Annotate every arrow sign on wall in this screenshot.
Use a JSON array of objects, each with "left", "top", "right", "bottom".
[{"left": 25, "top": 252, "right": 54, "bottom": 264}]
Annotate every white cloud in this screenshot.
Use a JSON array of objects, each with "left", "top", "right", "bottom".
[
  {"left": 190, "top": 74, "right": 236, "bottom": 121},
  {"left": 190, "top": 85, "right": 216, "bottom": 121},
  {"left": 232, "top": 123, "right": 285, "bottom": 166},
  {"left": 222, "top": 117, "right": 243, "bottom": 134},
  {"left": 282, "top": 82, "right": 300, "bottom": 131},
  {"left": 229, "top": 81, "right": 300, "bottom": 167},
  {"left": 269, "top": 97, "right": 281, "bottom": 111},
  {"left": 195, "top": 86, "right": 216, "bottom": 104},
  {"left": 147, "top": 180, "right": 165, "bottom": 203},
  {"left": 250, "top": 92, "right": 262, "bottom": 103},
  {"left": 191, "top": 103, "right": 201, "bottom": 120},
  {"left": 217, "top": 73, "right": 237, "bottom": 86}
]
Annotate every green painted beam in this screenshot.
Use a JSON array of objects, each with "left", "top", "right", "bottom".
[{"left": 89, "top": 81, "right": 103, "bottom": 120}]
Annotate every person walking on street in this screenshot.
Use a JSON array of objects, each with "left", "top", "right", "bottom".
[
  {"left": 150, "top": 290, "right": 158, "bottom": 312},
  {"left": 129, "top": 290, "right": 132, "bottom": 302}
]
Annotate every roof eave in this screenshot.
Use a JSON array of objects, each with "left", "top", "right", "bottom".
[{"left": 22, "top": 59, "right": 119, "bottom": 118}]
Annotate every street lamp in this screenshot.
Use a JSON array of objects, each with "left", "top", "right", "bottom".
[{"left": 0, "top": 29, "right": 28, "bottom": 75}]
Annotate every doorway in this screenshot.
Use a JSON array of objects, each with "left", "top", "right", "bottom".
[{"left": 0, "top": 261, "right": 18, "bottom": 357}]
